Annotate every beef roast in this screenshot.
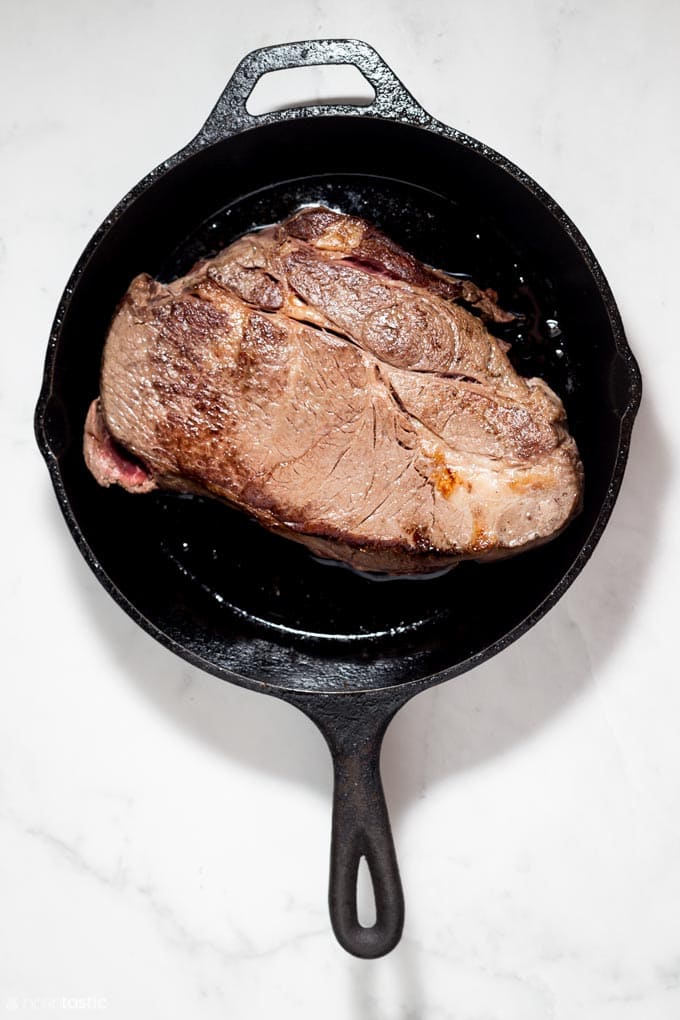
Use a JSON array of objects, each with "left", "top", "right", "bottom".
[{"left": 83, "top": 207, "right": 583, "bottom": 574}]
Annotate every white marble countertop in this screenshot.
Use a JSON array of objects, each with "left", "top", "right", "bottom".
[{"left": 2, "top": 1, "right": 679, "bottom": 1017}]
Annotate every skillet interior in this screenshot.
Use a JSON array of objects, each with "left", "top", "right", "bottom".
[{"left": 40, "top": 116, "right": 637, "bottom": 693}]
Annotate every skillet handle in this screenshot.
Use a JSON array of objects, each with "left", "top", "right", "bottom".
[
  {"left": 329, "top": 722, "right": 404, "bottom": 958},
  {"left": 288, "top": 689, "right": 411, "bottom": 958},
  {"left": 195, "top": 39, "right": 430, "bottom": 144}
]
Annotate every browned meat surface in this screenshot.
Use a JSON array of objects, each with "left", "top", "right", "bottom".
[{"left": 84, "top": 207, "right": 583, "bottom": 574}]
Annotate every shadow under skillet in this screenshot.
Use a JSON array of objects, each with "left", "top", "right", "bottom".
[
  {"left": 48, "top": 386, "right": 664, "bottom": 818},
  {"left": 348, "top": 929, "right": 427, "bottom": 1018},
  {"left": 262, "top": 94, "right": 375, "bottom": 114}
]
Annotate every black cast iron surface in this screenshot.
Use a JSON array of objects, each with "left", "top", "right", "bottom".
[{"left": 35, "top": 39, "right": 641, "bottom": 958}]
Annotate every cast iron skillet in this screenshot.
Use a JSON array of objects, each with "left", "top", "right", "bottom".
[{"left": 35, "top": 39, "right": 641, "bottom": 958}]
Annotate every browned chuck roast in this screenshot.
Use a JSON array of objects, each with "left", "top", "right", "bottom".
[{"left": 84, "top": 206, "right": 583, "bottom": 574}]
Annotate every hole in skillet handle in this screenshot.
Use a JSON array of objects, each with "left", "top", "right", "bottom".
[
  {"left": 245, "top": 64, "right": 375, "bottom": 116},
  {"left": 356, "top": 855, "right": 377, "bottom": 927}
]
